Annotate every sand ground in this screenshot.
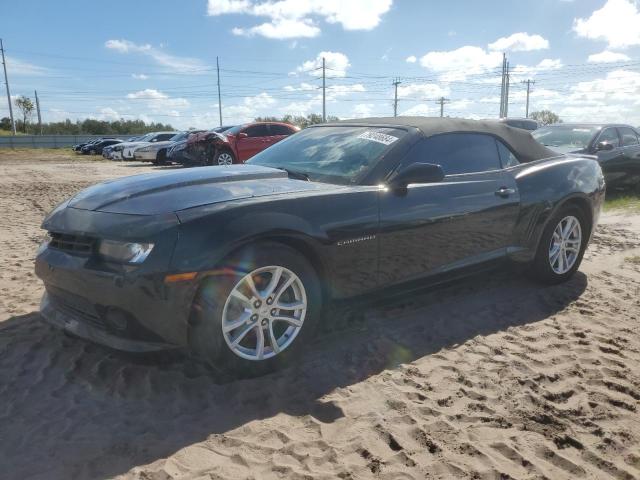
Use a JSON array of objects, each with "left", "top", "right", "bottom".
[{"left": 1, "top": 153, "right": 640, "bottom": 480}]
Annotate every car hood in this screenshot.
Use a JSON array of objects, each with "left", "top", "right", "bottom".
[
  {"left": 66, "top": 165, "right": 340, "bottom": 215},
  {"left": 140, "top": 140, "right": 175, "bottom": 151},
  {"left": 119, "top": 141, "right": 152, "bottom": 149}
]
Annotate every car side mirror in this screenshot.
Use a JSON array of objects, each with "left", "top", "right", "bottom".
[
  {"left": 238, "top": 132, "right": 248, "bottom": 138},
  {"left": 388, "top": 163, "right": 445, "bottom": 190},
  {"left": 595, "top": 141, "right": 614, "bottom": 152}
]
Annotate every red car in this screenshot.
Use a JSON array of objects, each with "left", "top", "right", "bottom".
[{"left": 186, "top": 122, "right": 300, "bottom": 166}]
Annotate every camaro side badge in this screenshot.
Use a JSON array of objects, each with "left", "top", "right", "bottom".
[{"left": 337, "top": 235, "right": 376, "bottom": 246}]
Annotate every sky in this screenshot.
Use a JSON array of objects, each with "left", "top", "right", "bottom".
[{"left": 2, "top": 0, "right": 640, "bottom": 129}]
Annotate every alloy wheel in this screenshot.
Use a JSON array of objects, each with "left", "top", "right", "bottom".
[
  {"left": 548, "top": 215, "right": 582, "bottom": 275},
  {"left": 221, "top": 266, "right": 307, "bottom": 361},
  {"left": 217, "top": 152, "right": 233, "bottom": 165}
]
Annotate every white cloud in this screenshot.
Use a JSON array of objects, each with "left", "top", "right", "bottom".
[
  {"left": 573, "top": 0, "right": 640, "bottom": 49},
  {"left": 131, "top": 73, "right": 149, "bottom": 80},
  {"left": 126, "top": 89, "right": 168, "bottom": 100},
  {"left": 295, "top": 51, "right": 350, "bottom": 77},
  {"left": 351, "top": 103, "right": 374, "bottom": 118},
  {"left": 511, "top": 58, "right": 563, "bottom": 78},
  {"left": 488, "top": 32, "right": 549, "bottom": 52},
  {"left": 208, "top": 0, "right": 392, "bottom": 39},
  {"left": 400, "top": 104, "right": 433, "bottom": 116},
  {"left": 233, "top": 19, "right": 320, "bottom": 38},
  {"left": 284, "top": 82, "right": 317, "bottom": 92},
  {"left": 105, "top": 39, "right": 209, "bottom": 73},
  {"left": 587, "top": 50, "right": 631, "bottom": 63},
  {"left": 4, "top": 56, "right": 49, "bottom": 76},
  {"left": 419, "top": 46, "right": 502, "bottom": 81},
  {"left": 397, "top": 83, "right": 450, "bottom": 99},
  {"left": 207, "top": 0, "right": 251, "bottom": 14},
  {"left": 98, "top": 107, "right": 121, "bottom": 121},
  {"left": 223, "top": 92, "right": 278, "bottom": 123},
  {"left": 405, "top": 55, "right": 417, "bottom": 63},
  {"left": 125, "top": 89, "right": 190, "bottom": 112}
]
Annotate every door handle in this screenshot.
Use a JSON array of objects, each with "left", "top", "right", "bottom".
[{"left": 495, "top": 187, "right": 515, "bottom": 197}]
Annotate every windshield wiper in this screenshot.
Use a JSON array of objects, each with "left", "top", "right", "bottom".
[{"left": 273, "top": 167, "right": 310, "bottom": 181}]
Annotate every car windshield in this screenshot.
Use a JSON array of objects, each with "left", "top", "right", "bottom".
[
  {"left": 247, "top": 126, "right": 408, "bottom": 184},
  {"left": 224, "top": 125, "right": 245, "bottom": 135},
  {"left": 170, "top": 132, "right": 188, "bottom": 142},
  {"left": 532, "top": 126, "right": 600, "bottom": 149},
  {"left": 135, "top": 133, "right": 153, "bottom": 142}
]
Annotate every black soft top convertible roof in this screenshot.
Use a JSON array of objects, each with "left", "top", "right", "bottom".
[{"left": 334, "top": 116, "right": 557, "bottom": 163}]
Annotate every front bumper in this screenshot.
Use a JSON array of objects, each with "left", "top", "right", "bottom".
[
  {"left": 35, "top": 247, "right": 196, "bottom": 352},
  {"left": 40, "top": 292, "right": 174, "bottom": 352}
]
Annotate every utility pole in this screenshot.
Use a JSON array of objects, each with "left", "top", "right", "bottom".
[
  {"left": 436, "top": 96, "right": 450, "bottom": 117},
  {"left": 216, "top": 56, "right": 222, "bottom": 127},
  {"left": 499, "top": 53, "right": 506, "bottom": 118},
  {"left": 0, "top": 39, "right": 16, "bottom": 134},
  {"left": 34, "top": 90, "right": 42, "bottom": 134},
  {"left": 392, "top": 78, "right": 401, "bottom": 117},
  {"left": 322, "top": 56, "right": 326, "bottom": 122},
  {"left": 522, "top": 79, "right": 535, "bottom": 118},
  {"left": 504, "top": 61, "right": 510, "bottom": 118}
]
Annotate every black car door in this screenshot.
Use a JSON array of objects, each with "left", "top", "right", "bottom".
[
  {"left": 377, "top": 133, "right": 520, "bottom": 286},
  {"left": 593, "top": 127, "right": 625, "bottom": 186},
  {"left": 617, "top": 127, "right": 640, "bottom": 186}
]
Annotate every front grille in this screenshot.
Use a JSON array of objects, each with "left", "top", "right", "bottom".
[
  {"left": 47, "top": 286, "right": 105, "bottom": 330},
  {"left": 49, "top": 232, "right": 96, "bottom": 255}
]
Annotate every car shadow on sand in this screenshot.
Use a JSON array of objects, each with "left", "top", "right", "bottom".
[{"left": 0, "top": 268, "right": 588, "bottom": 480}]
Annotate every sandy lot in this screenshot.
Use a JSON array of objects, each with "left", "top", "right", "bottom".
[{"left": 2, "top": 153, "right": 640, "bottom": 480}]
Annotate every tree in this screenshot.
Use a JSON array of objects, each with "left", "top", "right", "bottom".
[
  {"left": 0, "top": 117, "right": 11, "bottom": 131},
  {"left": 254, "top": 113, "right": 340, "bottom": 129},
  {"left": 14, "top": 96, "right": 35, "bottom": 133},
  {"left": 529, "top": 110, "right": 561, "bottom": 126}
]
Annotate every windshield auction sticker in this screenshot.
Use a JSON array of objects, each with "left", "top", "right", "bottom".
[{"left": 357, "top": 130, "right": 399, "bottom": 146}]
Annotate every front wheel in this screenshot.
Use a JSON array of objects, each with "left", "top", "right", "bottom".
[
  {"left": 189, "top": 243, "right": 322, "bottom": 376},
  {"left": 530, "top": 206, "right": 588, "bottom": 284},
  {"left": 214, "top": 150, "right": 235, "bottom": 166}
]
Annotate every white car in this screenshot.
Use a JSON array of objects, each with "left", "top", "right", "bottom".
[
  {"left": 133, "top": 131, "right": 193, "bottom": 164},
  {"left": 117, "top": 132, "right": 179, "bottom": 161}
]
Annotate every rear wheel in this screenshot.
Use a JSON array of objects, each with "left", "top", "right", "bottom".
[
  {"left": 530, "top": 206, "right": 588, "bottom": 284},
  {"left": 190, "top": 243, "right": 321, "bottom": 376}
]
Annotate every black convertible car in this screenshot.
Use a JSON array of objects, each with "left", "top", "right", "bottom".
[{"left": 35, "top": 117, "right": 605, "bottom": 374}]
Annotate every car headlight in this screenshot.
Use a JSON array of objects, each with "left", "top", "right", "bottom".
[
  {"left": 98, "top": 240, "right": 154, "bottom": 264},
  {"left": 36, "top": 231, "right": 52, "bottom": 256}
]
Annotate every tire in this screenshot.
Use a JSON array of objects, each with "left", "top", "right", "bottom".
[
  {"left": 154, "top": 149, "right": 167, "bottom": 166},
  {"left": 189, "top": 242, "right": 322, "bottom": 376},
  {"left": 214, "top": 149, "right": 235, "bottom": 166},
  {"left": 530, "top": 206, "right": 588, "bottom": 284}
]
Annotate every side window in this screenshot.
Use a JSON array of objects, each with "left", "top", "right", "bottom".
[
  {"left": 597, "top": 128, "right": 620, "bottom": 147},
  {"left": 404, "top": 133, "right": 501, "bottom": 175},
  {"left": 244, "top": 124, "right": 269, "bottom": 137},
  {"left": 496, "top": 140, "right": 520, "bottom": 168},
  {"left": 619, "top": 127, "right": 639, "bottom": 146},
  {"left": 269, "top": 124, "right": 294, "bottom": 136}
]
